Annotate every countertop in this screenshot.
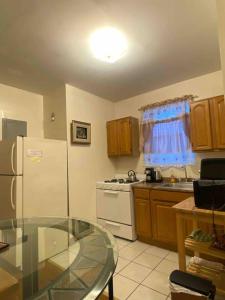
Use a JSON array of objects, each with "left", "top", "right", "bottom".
[
  {"left": 173, "top": 197, "right": 225, "bottom": 217},
  {"left": 133, "top": 181, "right": 194, "bottom": 192}
]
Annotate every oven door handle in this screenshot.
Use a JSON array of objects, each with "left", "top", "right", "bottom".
[
  {"left": 103, "top": 190, "right": 119, "bottom": 195},
  {"left": 105, "top": 221, "right": 120, "bottom": 228}
]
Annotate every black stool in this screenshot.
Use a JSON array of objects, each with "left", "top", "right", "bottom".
[{"left": 169, "top": 270, "right": 216, "bottom": 300}]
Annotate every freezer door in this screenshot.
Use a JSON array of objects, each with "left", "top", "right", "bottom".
[
  {"left": 0, "top": 176, "right": 23, "bottom": 219},
  {"left": 0, "top": 137, "right": 23, "bottom": 175},
  {"left": 23, "top": 138, "right": 68, "bottom": 217}
]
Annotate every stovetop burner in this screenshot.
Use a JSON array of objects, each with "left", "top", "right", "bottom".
[{"left": 104, "top": 178, "right": 139, "bottom": 184}]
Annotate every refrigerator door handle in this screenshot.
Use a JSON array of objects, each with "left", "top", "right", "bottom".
[
  {"left": 11, "top": 143, "right": 16, "bottom": 175},
  {"left": 10, "top": 177, "right": 16, "bottom": 211}
]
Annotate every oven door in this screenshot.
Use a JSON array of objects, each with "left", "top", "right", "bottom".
[{"left": 96, "top": 189, "right": 133, "bottom": 225}]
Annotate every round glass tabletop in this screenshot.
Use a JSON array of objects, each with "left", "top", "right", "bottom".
[{"left": 0, "top": 217, "right": 118, "bottom": 300}]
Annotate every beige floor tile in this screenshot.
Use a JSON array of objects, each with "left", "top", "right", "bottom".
[
  {"left": 120, "top": 262, "right": 152, "bottom": 283},
  {"left": 142, "top": 270, "right": 170, "bottom": 295},
  {"left": 155, "top": 259, "right": 178, "bottom": 275},
  {"left": 115, "top": 256, "right": 130, "bottom": 273},
  {"left": 165, "top": 251, "right": 179, "bottom": 262},
  {"left": 166, "top": 251, "right": 191, "bottom": 265},
  {"left": 119, "top": 245, "right": 145, "bottom": 260},
  {"left": 133, "top": 252, "right": 162, "bottom": 269},
  {"left": 127, "top": 285, "right": 166, "bottom": 300},
  {"left": 127, "top": 240, "right": 150, "bottom": 251},
  {"left": 113, "top": 274, "right": 139, "bottom": 300},
  {"left": 145, "top": 246, "right": 169, "bottom": 258},
  {"left": 115, "top": 237, "right": 131, "bottom": 250}
]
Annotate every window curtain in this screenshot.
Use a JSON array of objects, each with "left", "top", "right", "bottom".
[{"left": 140, "top": 99, "right": 195, "bottom": 166}]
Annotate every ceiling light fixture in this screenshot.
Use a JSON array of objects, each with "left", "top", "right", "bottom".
[{"left": 90, "top": 27, "right": 127, "bottom": 63}]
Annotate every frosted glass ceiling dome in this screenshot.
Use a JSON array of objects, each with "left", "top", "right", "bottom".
[{"left": 90, "top": 27, "right": 128, "bottom": 63}]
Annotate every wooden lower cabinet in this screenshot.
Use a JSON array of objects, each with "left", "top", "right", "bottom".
[
  {"left": 151, "top": 199, "right": 178, "bottom": 246},
  {"left": 150, "top": 190, "right": 193, "bottom": 247},
  {"left": 134, "top": 187, "right": 193, "bottom": 249},
  {"left": 135, "top": 198, "right": 151, "bottom": 242},
  {"left": 134, "top": 188, "right": 151, "bottom": 242}
]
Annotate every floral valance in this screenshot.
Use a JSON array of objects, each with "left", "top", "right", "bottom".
[
  {"left": 139, "top": 94, "right": 196, "bottom": 113},
  {"left": 142, "top": 99, "right": 191, "bottom": 125}
]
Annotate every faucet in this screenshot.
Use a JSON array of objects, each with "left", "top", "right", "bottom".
[{"left": 182, "top": 166, "right": 188, "bottom": 182}]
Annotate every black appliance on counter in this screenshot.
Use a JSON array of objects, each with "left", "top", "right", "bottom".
[
  {"left": 194, "top": 158, "right": 225, "bottom": 211},
  {"left": 145, "top": 168, "right": 154, "bottom": 182},
  {"left": 145, "top": 167, "right": 162, "bottom": 183},
  {"left": 201, "top": 158, "right": 225, "bottom": 180}
]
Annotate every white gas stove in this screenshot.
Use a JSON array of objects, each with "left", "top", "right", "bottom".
[{"left": 96, "top": 177, "right": 143, "bottom": 241}]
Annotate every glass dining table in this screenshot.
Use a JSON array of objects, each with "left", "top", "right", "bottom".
[{"left": 0, "top": 217, "right": 118, "bottom": 300}]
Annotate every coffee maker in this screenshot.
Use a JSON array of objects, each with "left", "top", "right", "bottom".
[
  {"left": 145, "top": 167, "right": 162, "bottom": 183},
  {"left": 145, "top": 168, "right": 155, "bottom": 183}
]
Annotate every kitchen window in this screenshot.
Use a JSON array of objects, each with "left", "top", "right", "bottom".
[{"left": 140, "top": 97, "right": 195, "bottom": 166}]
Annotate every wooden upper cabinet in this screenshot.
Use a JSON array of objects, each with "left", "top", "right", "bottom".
[
  {"left": 106, "top": 117, "right": 139, "bottom": 157},
  {"left": 107, "top": 120, "right": 119, "bottom": 156},
  {"left": 118, "top": 117, "right": 132, "bottom": 155},
  {"left": 190, "top": 95, "right": 225, "bottom": 151},
  {"left": 210, "top": 96, "right": 225, "bottom": 149},
  {"left": 190, "top": 100, "right": 212, "bottom": 151}
]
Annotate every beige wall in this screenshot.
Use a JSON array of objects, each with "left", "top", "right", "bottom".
[
  {"left": 0, "top": 83, "right": 43, "bottom": 139},
  {"left": 66, "top": 84, "right": 116, "bottom": 221},
  {"left": 43, "top": 85, "right": 67, "bottom": 140},
  {"left": 216, "top": 0, "right": 225, "bottom": 92},
  {"left": 114, "top": 70, "right": 225, "bottom": 179}
]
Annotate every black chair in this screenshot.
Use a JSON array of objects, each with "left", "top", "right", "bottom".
[{"left": 169, "top": 270, "right": 216, "bottom": 300}]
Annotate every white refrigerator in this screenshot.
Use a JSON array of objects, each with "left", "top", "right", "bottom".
[{"left": 0, "top": 137, "right": 68, "bottom": 219}]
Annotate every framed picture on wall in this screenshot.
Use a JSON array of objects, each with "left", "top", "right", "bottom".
[{"left": 71, "top": 120, "right": 91, "bottom": 144}]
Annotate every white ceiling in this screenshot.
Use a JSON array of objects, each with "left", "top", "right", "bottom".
[{"left": 0, "top": 0, "right": 221, "bottom": 101}]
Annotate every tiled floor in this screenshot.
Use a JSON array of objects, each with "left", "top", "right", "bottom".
[
  {"left": 107, "top": 237, "right": 224, "bottom": 300},
  {"left": 111, "top": 238, "right": 174, "bottom": 300}
]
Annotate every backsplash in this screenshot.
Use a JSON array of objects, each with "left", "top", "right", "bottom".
[{"left": 114, "top": 151, "right": 225, "bottom": 180}]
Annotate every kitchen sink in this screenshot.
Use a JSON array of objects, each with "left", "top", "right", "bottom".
[{"left": 156, "top": 182, "right": 194, "bottom": 190}]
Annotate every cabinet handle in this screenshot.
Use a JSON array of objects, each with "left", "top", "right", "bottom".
[{"left": 104, "top": 190, "right": 119, "bottom": 195}]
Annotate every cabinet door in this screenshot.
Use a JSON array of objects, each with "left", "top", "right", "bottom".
[
  {"left": 190, "top": 100, "right": 212, "bottom": 151},
  {"left": 135, "top": 198, "right": 151, "bottom": 241},
  {"left": 107, "top": 120, "right": 119, "bottom": 156},
  {"left": 118, "top": 117, "right": 132, "bottom": 155},
  {"left": 210, "top": 96, "right": 225, "bottom": 149},
  {"left": 150, "top": 190, "right": 192, "bottom": 247},
  {"left": 151, "top": 200, "right": 177, "bottom": 245}
]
